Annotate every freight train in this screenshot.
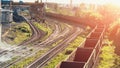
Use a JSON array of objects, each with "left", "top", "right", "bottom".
[{"left": 59, "top": 25, "right": 105, "bottom": 68}]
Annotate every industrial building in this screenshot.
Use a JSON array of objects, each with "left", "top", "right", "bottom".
[
  {"left": 1, "top": 9, "right": 13, "bottom": 23},
  {"left": 1, "top": 0, "right": 13, "bottom": 23},
  {"left": 30, "top": 3, "right": 45, "bottom": 22}
]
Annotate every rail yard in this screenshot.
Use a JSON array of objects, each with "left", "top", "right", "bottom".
[
  {"left": 1, "top": 0, "right": 120, "bottom": 68},
  {"left": 0, "top": 2, "right": 86, "bottom": 67}
]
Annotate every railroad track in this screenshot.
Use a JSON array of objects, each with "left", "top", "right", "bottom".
[
  {"left": 3, "top": 18, "right": 75, "bottom": 68},
  {"left": 27, "top": 27, "right": 83, "bottom": 68},
  {"left": 19, "top": 16, "right": 66, "bottom": 46},
  {"left": 38, "top": 24, "right": 60, "bottom": 45},
  {"left": 1, "top": 15, "right": 44, "bottom": 67},
  {"left": 2, "top": 11, "right": 86, "bottom": 68},
  {"left": 19, "top": 13, "right": 84, "bottom": 68},
  {"left": 18, "top": 16, "right": 43, "bottom": 46},
  {"left": 19, "top": 12, "right": 75, "bottom": 46},
  {"left": 38, "top": 23, "right": 70, "bottom": 46},
  {"left": 32, "top": 18, "right": 72, "bottom": 46}
]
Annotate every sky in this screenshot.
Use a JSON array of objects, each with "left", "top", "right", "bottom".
[{"left": 12, "top": 0, "right": 120, "bottom": 6}]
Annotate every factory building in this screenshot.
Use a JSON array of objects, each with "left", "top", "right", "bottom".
[
  {"left": 1, "top": 9, "right": 13, "bottom": 23},
  {"left": 1, "top": 0, "right": 13, "bottom": 23},
  {"left": 30, "top": 3, "right": 45, "bottom": 23}
]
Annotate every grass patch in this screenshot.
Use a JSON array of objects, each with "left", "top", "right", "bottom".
[
  {"left": 10, "top": 48, "right": 49, "bottom": 68},
  {"left": 9, "top": 38, "right": 63, "bottom": 68},
  {"left": 8, "top": 22, "right": 32, "bottom": 45},
  {"left": 44, "top": 36, "right": 84, "bottom": 68},
  {"left": 52, "top": 39, "right": 63, "bottom": 47},
  {"left": 33, "top": 22, "right": 52, "bottom": 41}
]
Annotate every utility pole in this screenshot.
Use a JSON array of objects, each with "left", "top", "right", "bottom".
[
  {"left": 70, "top": 0, "right": 72, "bottom": 7},
  {"left": 35, "top": 0, "right": 43, "bottom": 3},
  {"left": 37, "top": 0, "right": 39, "bottom": 3},
  {"left": 45, "top": 0, "right": 47, "bottom": 8},
  {"left": 35, "top": 0, "right": 39, "bottom": 3},
  {"left": 40, "top": 0, "right": 42, "bottom": 3}
]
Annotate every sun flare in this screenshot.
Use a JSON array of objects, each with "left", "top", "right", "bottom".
[
  {"left": 13, "top": 0, "right": 120, "bottom": 7},
  {"left": 72, "top": 0, "right": 120, "bottom": 6}
]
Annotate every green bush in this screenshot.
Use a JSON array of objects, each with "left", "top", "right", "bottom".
[
  {"left": 33, "top": 22, "right": 52, "bottom": 41},
  {"left": 8, "top": 22, "right": 32, "bottom": 44},
  {"left": 97, "top": 45, "right": 116, "bottom": 68},
  {"left": 10, "top": 49, "right": 48, "bottom": 68}
]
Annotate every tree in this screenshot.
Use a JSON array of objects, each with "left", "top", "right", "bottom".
[
  {"left": 80, "top": 10, "right": 103, "bottom": 25},
  {"left": 107, "top": 18, "right": 120, "bottom": 55},
  {"left": 75, "top": 4, "right": 103, "bottom": 24},
  {"left": 113, "top": 55, "right": 120, "bottom": 68},
  {"left": 98, "top": 4, "right": 120, "bottom": 25}
]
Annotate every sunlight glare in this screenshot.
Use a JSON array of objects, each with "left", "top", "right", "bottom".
[{"left": 13, "top": 0, "right": 120, "bottom": 6}]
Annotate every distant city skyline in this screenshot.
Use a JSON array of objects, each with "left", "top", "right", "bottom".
[
  {"left": 13, "top": 0, "right": 106, "bottom": 4},
  {"left": 9, "top": 0, "right": 120, "bottom": 6}
]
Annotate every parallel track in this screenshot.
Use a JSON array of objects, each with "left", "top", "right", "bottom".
[
  {"left": 3, "top": 12, "right": 86, "bottom": 68},
  {"left": 4, "top": 17, "right": 77, "bottom": 68},
  {"left": 38, "top": 21, "right": 71, "bottom": 46},
  {"left": 18, "top": 16, "right": 42, "bottom": 46},
  {"left": 27, "top": 27, "right": 82, "bottom": 68}
]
